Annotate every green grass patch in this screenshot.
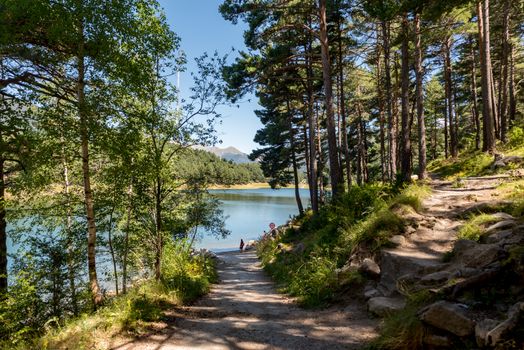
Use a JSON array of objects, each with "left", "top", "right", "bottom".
[
  {"left": 458, "top": 214, "right": 499, "bottom": 241},
  {"left": 368, "top": 291, "right": 434, "bottom": 350}
]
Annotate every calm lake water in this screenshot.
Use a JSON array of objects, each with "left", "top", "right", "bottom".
[{"left": 197, "top": 188, "right": 310, "bottom": 252}]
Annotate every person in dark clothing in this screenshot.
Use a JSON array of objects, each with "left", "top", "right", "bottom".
[{"left": 239, "top": 239, "right": 245, "bottom": 252}]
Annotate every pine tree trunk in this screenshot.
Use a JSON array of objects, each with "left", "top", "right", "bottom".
[
  {"left": 107, "top": 207, "right": 119, "bottom": 295},
  {"left": 469, "top": 36, "right": 481, "bottom": 151},
  {"left": 478, "top": 0, "right": 496, "bottom": 153},
  {"left": 400, "top": 14, "right": 412, "bottom": 183},
  {"left": 415, "top": 14, "right": 427, "bottom": 179},
  {"left": 376, "top": 24, "right": 386, "bottom": 182},
  {"left": 305, "top": 40, "right": 318, "bottom": 212},
  {"left": 287, "top": 100, "right": 303, "bottom": 215},
  {"left": 500, "top": 0, "right": 510, "bottom": 143},
  {"left": 382, "top": 20, "right": 396, "bottom": 180},
  {"left": 338, "top": 18, "right": 352, "bottom": 189},
  {"left": 508, "top": 43, "right": 516, "bottom": 125},
  {"left": 444, "top": 38, "right": 458, "bottom": 158},
  {"left": 0, "top": 158, "right": 6, "bottom": 297},
  {"left": 319, "top": 0, "right": 343, "bottom": 196}
]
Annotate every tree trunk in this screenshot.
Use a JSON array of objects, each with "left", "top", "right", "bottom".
[
  {"left": 478, "top": 0, "right": 496, "bottom": 153},
  {"left": 508, "top": 43, "right": 516, "bottom": 124},
  {"left": 470, "top": 36, "right": 481, "bottom": 151},
  {"left": 78, "top": 35, "right": 103, "bottom": 307},
  {"left": 305, "top": 40, "right": 318, "bottom": 212},
  {"left": 154, "top": 178, "right": 162, "bottom": 280},
  {"left": 382, "top": 20, "right": 396, "bottom": 181},
  {"left": 122, "top": 182, "right": 132, "bottom": 294},
  {"left": 62, "top": 147, "right": 78, "bottom": 314},
  {"left": 444, "top": 38, "right": 458, "bottom": 158},
  {"left": 287, "top": 100, "right": 303, "bottom": 215},
  {"left": 499, "top": 0, "right": 510, "bottom": 143},
  {"left": 0, "top": 158, "right": 6, "bottom": 297},
  {"left": 400, "top": 14, "right": 412, "bottom": 183},
  {"left": 376, "top": 24, "right": 386, "bottom": 182},
  {"left": 338, "top": 17, "right": 352, "bottom": 189},
  {"left": 319, "top": 0, "right": 343, "bottom": 197},
  {"left": 107, "top": 207, "right": 119, "bottom": 295},
  {"left": 415, "top": 14, "right": 427, "bottom": 179}
]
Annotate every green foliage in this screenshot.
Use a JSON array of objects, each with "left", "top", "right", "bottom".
[
  {"left": 258, "top": 184, "right": 428, "bottom": 308},
  {"left": 427, "top": 150, "right": 494, "bottom": 180},
  {"left": 458, "top": 214, "right": 498, "bottom": 241},
  {"left": 32, "top": 241, "right": 217, "bottom": 350},
  {"left": 507, "top": 127, "right": 524, "bottom": 149}
]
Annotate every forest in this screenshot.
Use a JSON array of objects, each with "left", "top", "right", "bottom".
[
  {"left": 0, "top": 0, "right": 523, "bottom": 348},
  {"left": 221, "top": 0, "right": 523, "bottom": 214}
]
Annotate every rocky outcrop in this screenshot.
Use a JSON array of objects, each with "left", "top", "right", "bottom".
[{"left": 419, "top": 301, "right": 475, "bottom": 337}]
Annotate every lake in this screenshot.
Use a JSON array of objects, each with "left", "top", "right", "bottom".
[
  {"left": 6, "top": 187, "right": 309, "bottom": 287},
  {"left": 197, "top": 188, "right": 310, "bottom": 252}
]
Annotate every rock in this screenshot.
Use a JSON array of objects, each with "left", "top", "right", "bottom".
[
  {"left": 291, "top": 242, "right": 305, "bottom": 254},
  {"left": 486, "top": 302, "right": 524, "bottom": 346},
  {"left": 485, "top": 220, "right": 516, "bottom": 235},
  {"left": 491, "top": 212, "right": 515, "bottom": 221},
  {"left": 486, "top": 229, "right": 513, "bottom": 244},
  {"left": 359, "top": 258, "right": 381, "bottom": 278},
  {"left": 368, "top": 297, "right": 406, "bottom": 317},
  {"left": 456, "top": 267, "right": 481, "bottom": 278},
  {"left": 460, "top": 243, "right": 504, "bottom": 268},
  {"left": 475, "top": 319, "right": 499, "bottom": 347},
  {"left": 364, "top": 288, "right": 381, "bottom": 300},
  {"left": 420, "top": 271, "right": 452, "bottom": 285},
  {"left": 389, "top": 235, "right": 406, "bottom": 246},
  {"left": 419, "top": 301, "right": 475, "bottom": 337},
  {"left": 424, "top": 333, "right": 453, "bottom": 347}
]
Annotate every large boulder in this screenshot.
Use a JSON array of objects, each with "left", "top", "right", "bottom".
[
  {"left": 359, "top": 258, "right": 381, "bottom": 278},
  {"left": 368, "top": 297, "right": 406, "bottom": 317},
  {"left": 453, "top": 240, "right": 505, "bottom": 268},
  {"left": 419, "top": 301, "right": 475, "bottom": 337}
]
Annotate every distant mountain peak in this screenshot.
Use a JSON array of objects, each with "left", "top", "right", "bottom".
[{"left": 197, "top": 146, "right": 252, "bottom": 164}]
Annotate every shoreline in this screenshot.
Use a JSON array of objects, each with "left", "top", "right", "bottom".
[{"left": 208, "top": 182, "right": 309, "bottom": 190}]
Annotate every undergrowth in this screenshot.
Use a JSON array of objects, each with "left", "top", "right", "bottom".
[
  {"left": 257, "top": 183, "right": 430, "bottom": 308},
  {"left": 428, "top": 127, "right": 524, "bottom": 180},
  {"left": 8, "top": 242, "right": 217, "bottom": 350}
]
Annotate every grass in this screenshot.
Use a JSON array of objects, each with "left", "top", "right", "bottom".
[
  {"left": 458, "top": 213, "right": 499, "bottom": 241},
  {"left": 367, "top": 291, "right": 434, "bottom": 350},
  {"left": 428, "top": 128, "right": 524, "bottom": 181},
  {"left": 257, "top": 183, "right": 431, "bottom": 308},
  {"left": 13, "top": 244, "right": 218, "bottom": 350}
]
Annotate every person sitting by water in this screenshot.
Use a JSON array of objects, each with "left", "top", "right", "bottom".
[{"left": 239, "top": 238, "right": 245, "bottom": 252}]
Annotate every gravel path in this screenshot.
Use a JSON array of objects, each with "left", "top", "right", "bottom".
[{"left": 113, "top": 251, "right": 378, "bottom": 350}]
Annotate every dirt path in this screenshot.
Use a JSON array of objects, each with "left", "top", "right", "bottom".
[
  {"left": 113, "top": 251, "right": 378, "bottom": 350},
  {"left": 376, "top": 175, "right": 512, "bottom": 298}
]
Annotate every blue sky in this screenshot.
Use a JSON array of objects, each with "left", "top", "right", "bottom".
[{"left": 158, "top": 0, "right": 262, "bottom": 154}]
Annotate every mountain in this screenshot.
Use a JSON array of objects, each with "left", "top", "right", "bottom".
[{"left": 197, "top": 146, "right": 253, "bottom": 164}]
